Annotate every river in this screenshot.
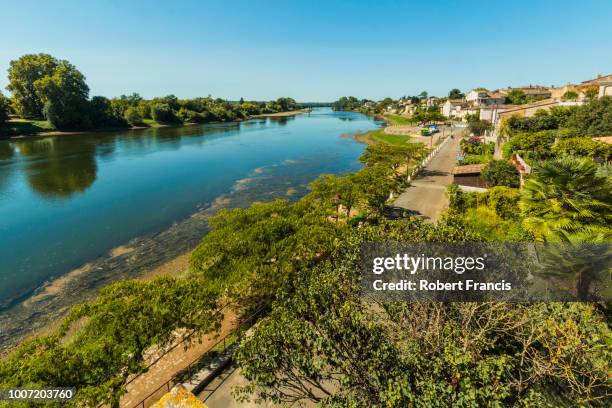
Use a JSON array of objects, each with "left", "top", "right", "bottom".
[{"left": 0, "top": 108, "right": 380, "bottom": 351}]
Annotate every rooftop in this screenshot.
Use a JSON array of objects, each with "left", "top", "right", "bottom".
[{"left": 581, "top": 74, "right": 612, "bottom": 85}]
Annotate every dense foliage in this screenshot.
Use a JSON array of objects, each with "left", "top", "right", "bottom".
[
  {"left": 3, "top": 54, "right": 299, "bottom": 131},
  {"left": 467, "top": 119, "right": 493, "bottom": 136},
  {"left": 234, "top": 222, "right": 611, "bottom": 406},
  {"left": 0, "top": 277, "right": 220, "bottom": 407},
  {"left": 0, "top": 92, "right": 8, "bottom": 124},
  {"left": 481, "top": 159, "right": 520, "bottom": 187}
]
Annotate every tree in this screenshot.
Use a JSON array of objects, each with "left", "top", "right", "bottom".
[
  {"left": 89, "top": 96, "right": 127, "bottom": 127},
  {"left": 520, "top": 156, "right": 612, "bottom": 241},
  {"left": 124, "top": 106, "right": 143, "bottom": 126},
  {"left": 565, "top": 96, "right": 612, "bottom": 136},
  {"left": 275, "top": 97, "right": 297, "bottom": 112},
  {"left": 562, "top": 90, "right": 579, "bottom": 100},
  {"left": 418, "top": 90, "right": 428, "bottom": 99},
  {"left": 7, "top": 53, "right": 59, "bottom": 118},
  {"left": 0, "top": 92, "right": 9, "bottom": 124},
  {"left": 233, "top": 222, "right": 611, "bottom": 407},
  {"left": 34, "top": 60, "right": 91, "bottom": 129},
  {"left": 151, "top": 103, "right": 179, "bottom": 123},
  {"left": 467, "top": 119, "right": 492, "bottom": 136},
  {"left": 0, "top": 276, "right": 220, "bottom": 407},
  {"left": 448, "top": 88, "right": 464, "bottom": 99},
  {"left": 505, "top": 89, "right": 526, "bottom": 105},
  {"left": 481, "top": 160, "right": 520, "bottom": 187}
]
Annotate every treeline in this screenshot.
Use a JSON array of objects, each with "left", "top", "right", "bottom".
[{"left": 0, "top": 53, "right": 298, "bottom": 130}]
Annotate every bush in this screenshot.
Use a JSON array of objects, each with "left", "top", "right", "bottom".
[
  {"left": 481, "top": 160, "right": 520, "bottom": 187},
  {"left": 485, "top": 186, "right": 521, "bottom": 219},
  {"left": 0, "top": 92, "right": 8, "bottom": 124},
  {"left": 151, "top": 103, "right": 179, "bottom": 124},
  {"left": 461, "top": 138, "right": 494, "bottom": 155},
  {"left": 124, "top": 106, "right": 143, "bottom": 126},
  {"left": 552, "top": 137, "right": 612, "bottom": 161},
  {"left": 43, "top": 99, "right": 91, "bottom": 129},
  {"left": 89, "top": 96, "right": 127, "bottom": 127},
  {"left": 458, "top": 154, "right": 490, "bottom": 165},
  {"left": 565, "top": 96, "right": 612, "bottom": 135},
  {"left": 467, "top": 119, "right": 492, "bottom": 136},
  {"left": 502, "top": 130, "right": 556, "bottom": 159}
]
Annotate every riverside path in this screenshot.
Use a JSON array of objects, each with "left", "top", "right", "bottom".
[{"left": 392, "top": 133, "right": 462, "bottom": 223}]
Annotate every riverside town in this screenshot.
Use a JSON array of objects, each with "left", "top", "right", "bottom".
[{"left": 0, "top": 1, "right": 611, "bottom": 407}]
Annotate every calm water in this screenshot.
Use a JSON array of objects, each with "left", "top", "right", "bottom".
[{"left": 0, "top": 108, "right": 379, "bottom": 308}]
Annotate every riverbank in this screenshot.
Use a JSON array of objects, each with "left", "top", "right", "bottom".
[
  {"left": 0, "top": 109, "right": 310, "bottom": 139},
  {"left": 0, "top": 108, "right": 376, "bottom": 354}
]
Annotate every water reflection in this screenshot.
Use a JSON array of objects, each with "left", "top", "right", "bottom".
[
  {"left": 0, "top": 143, "right": 15, "bottom": 192},
  {"left": 17, "top": 138, "right": 98, "bottom": 199}
]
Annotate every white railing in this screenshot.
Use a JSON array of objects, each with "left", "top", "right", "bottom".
[{"left": 406, "top": 135, "right": 451, "bottom": 183}]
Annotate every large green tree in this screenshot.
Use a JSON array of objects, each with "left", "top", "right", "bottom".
[
  {"left": 7, "top": 53, "right": 60, "bottom": 118},
  {"left": 34, "top": 60, "right": 90, "bottom": 129}
]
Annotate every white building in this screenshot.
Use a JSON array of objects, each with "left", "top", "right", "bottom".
[{"left": 466, "top": 89, "right": 506, "bottom": 106}]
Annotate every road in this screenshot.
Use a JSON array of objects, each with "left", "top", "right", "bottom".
[
  {"left": 197, "top": 133, "right": 463, "bottom": 407},
  {"left": 392, "top": 134, "right": 461, "bottom": 222}
]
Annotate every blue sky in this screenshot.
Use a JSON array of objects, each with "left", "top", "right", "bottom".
[{"left": 1, "top": 0, "right": 611, "bottom": 101}]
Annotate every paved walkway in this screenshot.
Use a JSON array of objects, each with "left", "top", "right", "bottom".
[
  {"left": 120, "top": 310, "right": 237, "bottom": 408},
  {"left": 393, "top": 135, "right": 462, "bottom": 223},
  {"left": 200, "top": 364, "right": 316, "bottom": 408}
]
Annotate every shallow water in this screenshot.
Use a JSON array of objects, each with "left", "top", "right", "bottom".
[{"left": 0, "top": 108, "right": 379, "bottom": 311}]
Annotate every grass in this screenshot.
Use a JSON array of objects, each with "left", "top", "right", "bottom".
[
  {"left": 141, "top": 119, "right": 157, "bottom": 127},
  {"left": 0, "top": 118, "right": 54, "bottom": 137},
  {"left": 385, "top": 114, "right": 413, "bottom": 126},
  {"left": 367, "top": 128, "right": 411, "bottom": 145}
]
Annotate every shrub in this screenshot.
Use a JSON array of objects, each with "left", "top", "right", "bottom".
[
  {"left": 460, "top": 137, "right": 494, "bottom": 155},
  {"left": 481, "top": 160, "right": 520, "bottom": 187},
  {"left": 458, "top": 154, "right": 490, "bottom": 165},
  {"left": 552, "top": 137, "right": 612, "bottom": 161},
  {"left": 89, "top": 95, "right": 127, "bottom": 127},
  {"left": 562, "top": 90, "right": 579, "bottom": 100},
  {"left": 0, "top": 92, "right": 8, "bottom": 124},
  {"left": 467, "top": 119, "right": 492, "bottom": 136},
  {"left": 485, "top": 186, "right": 521, "bottom": 219},
  {"left": 565, "top": 96, "right": 612, "bottom": 135},
  {"left": 502, "top": 130, "right": 556, "bottom": 159},
  {"left": 124, "top": 106, "right": 143, "bottom": 126},
  {"left": 151, "top": 103, "right": 179, "bottom": 123}
]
